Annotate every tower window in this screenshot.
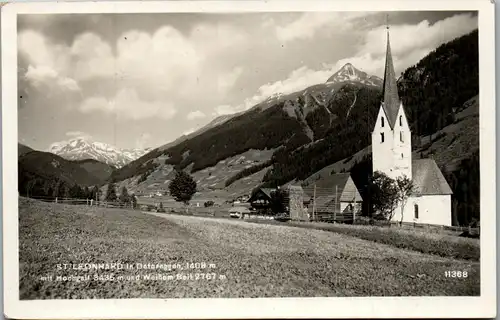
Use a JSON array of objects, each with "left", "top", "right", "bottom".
[
  {"left": 400, "top": 131, "right": 404, "bottom": 142},
  {"left": 414, "top": 204, "right": 419, "bottom": 219},
  {"left": 380, "top": 132, "right": 384, "bottom": 143},
  {"left": 400, "top": 115, "right": 403, "bottom": 126},
  {"left": 381, "top": 117, "right": 384, "bottom": 127},
  {"left": 401, "top": 153, "right": 403, "bottom": 159}
]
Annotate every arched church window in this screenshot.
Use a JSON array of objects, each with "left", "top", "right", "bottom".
[
  {"left": 414, "top": 204, "right": 419, "bottom": 219},
  {"left": 381, "top": 117, "right": 384, "bottom": 127},
  {"left": 380, "top": 133, "right": 384, "bottom": 143},
  {"left": 400, "top": 115, "right": 403, "bottom": 126},
  {"left": 400, "top": 131, "right": 404, "bottom": 142}
]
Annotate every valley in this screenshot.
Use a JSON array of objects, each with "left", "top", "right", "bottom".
[{"left": 18, "top": 29, "right": 480, "bottom": 227}]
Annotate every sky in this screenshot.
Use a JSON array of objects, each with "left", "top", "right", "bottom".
[{"left": 17, "top": 10, "right": 478, "bottom": 151}]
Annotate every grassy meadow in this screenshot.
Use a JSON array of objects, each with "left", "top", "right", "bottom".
[{"left": 19, "top": 198, "right": 480, "bottom": 299}]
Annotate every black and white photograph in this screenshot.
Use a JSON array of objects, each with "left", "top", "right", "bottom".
[{"left": 2, "top": 0, "right": 496, "bottom": 319}]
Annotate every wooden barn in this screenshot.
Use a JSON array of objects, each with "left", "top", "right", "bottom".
[
  {"left": 304, "top": 173, "right": 363, "bottom": 222},
  {"left": 248, "top": 188, "right": 276, "bottom": 209}
]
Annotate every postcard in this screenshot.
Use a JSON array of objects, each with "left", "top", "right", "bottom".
[{"left": 2, "top": 0, "right": 496, "bottom": 318}]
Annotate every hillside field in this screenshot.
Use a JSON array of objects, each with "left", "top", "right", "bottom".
[{"left": 19, "top": 198, "right": 479, "bottom": 299}]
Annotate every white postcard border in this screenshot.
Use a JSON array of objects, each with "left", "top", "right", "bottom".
[{"left": 2, "top": 1, "right": 496, "bottom": 319}]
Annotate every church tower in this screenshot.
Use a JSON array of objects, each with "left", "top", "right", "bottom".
[{"left": 371, "top": 24, "right": 412, "bottom": 180}]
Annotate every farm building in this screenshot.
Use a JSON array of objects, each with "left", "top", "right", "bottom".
[
  {"left": 248, "top": 188, "right": 276, "bottom": 208},
  {"left": 304, "top": 173, "right": 363, "bottom": 220}
]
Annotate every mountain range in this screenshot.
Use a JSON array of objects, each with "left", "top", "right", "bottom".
[
  {"left": 109, "top": 61, "right": 385, "bottom": 186},
  {"left": 48, "top": 138, "right": 152, "bottom": 168}
]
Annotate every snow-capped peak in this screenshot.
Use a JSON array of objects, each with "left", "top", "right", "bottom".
[
  {"left": 326, "top": 63, "right": 383, "bottom": 87},
  {"left": 48, "top": 137, "right": 152, "bottom": 168}
]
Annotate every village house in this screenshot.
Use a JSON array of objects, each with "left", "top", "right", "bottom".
[
  {"left": 248, "top": 187, "right": 276, "bottom": 209},
  {"left": 371, "top": 27, "right": 453, "bottom": 226}
]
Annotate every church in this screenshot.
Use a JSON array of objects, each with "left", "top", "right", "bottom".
[{"left": 371, "top": 27, "right": 453, "bottom": 226}]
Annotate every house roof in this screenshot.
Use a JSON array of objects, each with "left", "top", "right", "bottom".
[
  {"left": 248, "top": 187, "right": 275, "bottom": 203},
  {"left": 309, "top": 172, "right": 351, "bottom": 192},
  {"left": 260, "top": 188, "right": 275, "bottom": 198},
  {"left": 412, "top": 159, "right": 453, "bottom": 195},
  {"left": 381, "top": 30, "right": 400, "bottom": 129}
]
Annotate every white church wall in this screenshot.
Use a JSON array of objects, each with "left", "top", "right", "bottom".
[
  {"left": 391, "top": 195, "right": 452, "bottom": 226},
  {"left": 372, "top": 107, "right": 395, "bottom": 177},
  {"left": 391, "top": 104, "right": 413, "bottom": 180}
]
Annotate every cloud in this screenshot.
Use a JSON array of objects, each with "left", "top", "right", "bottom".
[
  {"left": 115, "top": 26, "right": 202, "bottom": 90},
  {"left": 65, "top": 131, "right": 92, "bottom": 138},
  {"left": 135, "top": 133, "right": 152, "bottom": 149},
  {"left": 24, "top": 65, "right": 80, "bottom": 92},
  {"left": 79, "top": 88, "right": 177, "bottom": 121},
  {"left": 19, "top": 31, "right": 80, "bottom": 94},
  {"left": 360, "top": 13, "right": 478, "bottom": 57},
  {"left": 274, "top": 12, "right": 376, "bottom": 43},
  {"left": 182, "top": 127, "right": 196, "bottom": 136},
  {"left": 213, "top": 104, "right": 241, "bottom": 116},
  {"left": 187, "top": 110, "right": 206, "bottom": 120},
  {"left": 71, "top": 32, "right": 115, "bottom": 80},
  {"left": 18, "top": 21, "right": 251, "bottom": 122},
  {"left": 256, "top": 66, "right": 332, "bottom": 98},
  {"left": 354, "top": 13, "right": 478, "bottom": 76},
  {"left": 217, "top": 66, "right": 244, "bottom": 94}
]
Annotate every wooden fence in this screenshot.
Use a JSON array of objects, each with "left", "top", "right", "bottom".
[{"left": 25, "top": 195, "right": 478, "bottom": 235}]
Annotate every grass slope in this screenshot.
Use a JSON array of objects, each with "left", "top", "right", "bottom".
[{"left": 20, "top": 198, "right": 479, "bottom": 299}]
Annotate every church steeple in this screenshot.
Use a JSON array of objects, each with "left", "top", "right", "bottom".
[
  {"left": 372, "top": 18, "right": 412, "bottom": 181},
  {"left": 381, "top": 21, "right": 400, "bottom": 129}
]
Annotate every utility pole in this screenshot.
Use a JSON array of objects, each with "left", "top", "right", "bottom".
[
  {"left": 334, "top": 185, "right": 338, "bottom": 223},
  {"left": 312, "top": 184, "right": 316, "bottom": 222}
]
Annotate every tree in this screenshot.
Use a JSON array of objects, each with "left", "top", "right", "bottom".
[
  {"left": 369, "top": 172, "right": 415, "bottom": 223},
  {"left": 157, "top": 202, "right": 165, "bottom": 213},
  {"left": 119, "top": 186, "right": 130, "bottom": 204},
  {"left": 83, "top": 186, "right": 90, "bottom": 199},
  {"left": 168, "top": 170, "right": 197, "bottom": 204},
  {"left": 55, "top": 180, "right": 69, "bottom": 199},
  {"left": 204, "top": 200, "right": 214, "bottom": 208},
  {"left": 395, "top": 175, "right": 415, "bottom": 225},
  {"left": 369, "top": 171, "right": 399, "bottom": 220},
  {"left": 105, "top": 182, "right": 117, "bottom": 202},
  {"left": 269, "top": 188, "right": 288, "bottom": 215},
  {"left": 90, "top": 186, "right": 101, "bottom": 201},
  {"left": 69, "top": 184, "right": 83, "bottom": 199},
  {"left": 130, "top": 193, "right": 137, "bottom": 209}
]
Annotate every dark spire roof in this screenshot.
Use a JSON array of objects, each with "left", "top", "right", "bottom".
[{"left": 381, "top": 27, "right": 401, "bottom": 129}]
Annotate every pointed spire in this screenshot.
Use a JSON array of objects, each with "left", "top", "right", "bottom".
[{"left": 381, "top": 17, "right": 400, "bottom": 129}]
